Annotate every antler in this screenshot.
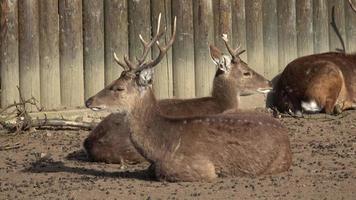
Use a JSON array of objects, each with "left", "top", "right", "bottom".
[
  {"left": 349, "top": 0, "right": 356, "bottom": 13},
  {"left": 112, "top": 13, "right": 176, "bottom": 73},
  {"left": 221, "top": 34, "right": 241, "bottom": 61}
]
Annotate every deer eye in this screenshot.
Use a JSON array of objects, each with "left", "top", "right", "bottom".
[
  {"left": 243, "top": 72, "right": 252, "bottom": 77},
  {"left": 110, "top": 86, "right": 125, "bottom": 92}
]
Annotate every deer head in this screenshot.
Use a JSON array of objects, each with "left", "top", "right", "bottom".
[
  {"left": 210, "top": 34, "right": 272, "bottom": 97},
  {"left": 85, "top": 14, "right": 176, "bottom": 112}
]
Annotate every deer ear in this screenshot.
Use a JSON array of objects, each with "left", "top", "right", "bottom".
[
  {"left": 209, "top": 45, "right": 222, "bottom": 65},
  {"left": 138, "top": 68, "right": 154, "bottom": 86}
]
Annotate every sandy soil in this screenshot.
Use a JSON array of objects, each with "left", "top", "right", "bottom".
[{"left": 0, "top": 111, "right": 355, "bottom": 200}]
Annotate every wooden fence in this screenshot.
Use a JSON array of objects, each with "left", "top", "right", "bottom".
[{"left": 0, "top": 0, "right": 356, "bottom": 110}]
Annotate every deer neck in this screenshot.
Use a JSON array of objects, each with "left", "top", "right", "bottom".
[
  {"left": 128, "top": 87, "right": 172, "bottom": 163},
  {"left": 211, "top": 78, "right": 239, "bottom": 110}
]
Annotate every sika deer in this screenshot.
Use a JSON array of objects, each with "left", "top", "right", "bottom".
[
  {"left": 85, "top": 15, "right": 291, "bottom": 181},
  {"left": 273, "top": 1, "right": 356, "bottom": 115}
]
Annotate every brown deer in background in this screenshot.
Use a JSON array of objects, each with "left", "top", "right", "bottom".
[
  {"left": 272, "top": 0, "right": 356, "bottom": 115},
  {"left": 85, "top": 14, "right": 291, "bottom": 181},
  {"left": 84, "top": 16, "right": 272, "bottom": 164}
]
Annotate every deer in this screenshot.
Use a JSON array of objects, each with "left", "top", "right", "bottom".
[
  {"left": 84, "top": 15, "right": 272, "bottom": 164},
  {"left": 272, "top": 0, "right": 356, "bottom": 116},
  {"left": 85, "top": 14, "right": 292, "bottom": 181}
]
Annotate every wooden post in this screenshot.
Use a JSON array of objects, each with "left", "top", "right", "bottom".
[
  {"left": 0, "top": 0, "right": 19, "bottom": 108},
  {"left": 263, "top": 0, "right": 279, "bottom": 80},
  {"left": 328, "top": 0, "right": 346, "bottom": 52},
  {"left": 83, "top": 0, "right": 105, "bottom": 99},
  {"left": 18, "top": 0, "right": 40, "bottom": 111},
  {"left": 172, "top": 0, "right": 195, "bottom": 98},
  {"left": 345, "top": 0, "right": 356, "bottom": 53},
  {"left": 151, "top": 0, "right": 173, "bottom": 99},
  {"left": 232, "top": 0, "right": 247, "bottom": 62},
  {"left": 193, "top": 0, "right": 215, "bottom": 97},
  {"left": 39, "top": 0, "right": 61, "bottom": 110},
  {"left": 59, "top": 0, "right": 84, "bottom": 108},
  {"left": 104, "top": 0, "right": 128, "bottom": 85},
  {"left": 296, "top": 0, "right": 314, "bottom": 57},
  {"left": 277, "top": 0, "right": 297, "bottom": 71},
  {"left": 245, "top": 0, "right": 264, "bottom": 75},
  {"left": 213, "top": 0, "right": 232, "bottom": 52},
  {"left": 128, "top": 0, "right": 150, "bottom": 61},
  {"left": 313, "top": 0, "right": 329, "bottom": 53}
]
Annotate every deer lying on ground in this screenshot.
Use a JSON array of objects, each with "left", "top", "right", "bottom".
[
  {"left": 85, "top": 15, "right": 291, "bottom": 181},
  {"left": 273, "top": 1, "right": 356, "bottom": 115},
  {"left": 84, "top": 16, "right": 271, "bottom": 164}
]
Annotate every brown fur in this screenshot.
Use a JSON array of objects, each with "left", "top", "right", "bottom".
[
  {"left": 85, "top": 68, "right": 291, "bottom": 182},
  {"left": 84, "top": 47, "right": 271, "bottom": 164},
  {"left": 273, "top": 52, "right": 356, "bottom": 115}
]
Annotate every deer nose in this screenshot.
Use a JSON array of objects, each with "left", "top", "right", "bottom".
[{"left": 85, "top": 98, "right": 93, "bottom": 108}]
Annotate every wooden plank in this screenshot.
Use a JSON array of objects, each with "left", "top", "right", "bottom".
[
  {"left": 232, "top": 0, "right": 247, "bottom": 62},
  {"left": 39, "top": 0, "right": 61, "bottom": 110},
  {"left": 213, "top": 0, "right": 233, "bottom": 52},
  {"left": 172, "top": 0, "right": 195, "bottom": 98},
  {"left": 128, "top": 0, "right": 150, "bottom": 61},
  {"left": 313, "top": 0, "right": 329, "bottom": 53},
  {"left": 345, "top": 0, "right": 356, "bottom": 53},
  {"left": 193, "top": 0, "right": 215, "bottom": 97},
  {"left": 277, "top": 0, "right": 297, "bottom": 71},
  {"left": 296, "top": 0, "right": 314, "bottom": 57},
  {"left": 83, "top": 0, "right": 104, "bottom": 99},
  {"left": 59, "top": 0, "right": 84, "bottom": 107},
  {"left": 328, "top": 0, "right": 346, "bottom": 52},
  {"left": 263, "top": 0, "right": 279, "bottom": 80},
  {"left": 0, "top": 0, "right": 19, "bottom": 108},
  {"left": 18, "top": 0, "right": 40, "bottom": 110},
  {"left": 245, "top": 0, "right": 264, "bottom": 75},
  {"left": 151, "top": 0, "right": 173, "bottom": 99},
  {"left": 104, "top": 0, "right": 128, "bottom": 85}
]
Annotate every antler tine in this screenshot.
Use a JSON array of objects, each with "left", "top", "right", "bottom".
[
  {"left": 135, "top": 13, "right": 166, "bottom": 66},
  {"left": 113, "top": 52, "right": 130, "bottom": 71},
  {"left": 136, "top": 16, "right": 177, "bottom": 72},
  {"left": 123, "top": 55, "right": 135, "bottom": 70},
  {"left": 221, "top": 34, "right": 241, "bottom": 60},
  {"left": 349, "top": 0, "right": 356, "bottom": 12}
]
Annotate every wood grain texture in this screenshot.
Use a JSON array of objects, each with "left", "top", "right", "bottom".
[
  {"left": 83, "top": 0, "right": 105, "bottom": 99},
  {"left": 59, "top": 0, "right": 84, "bottom": 107},
  {"left": 296, "top": 0, "right": 314, "bottom": 57},
  {"left": 345, "top": 0, "right": 356, "bottom": 53},
  {"left": 232, "top": 0, "right": 247, "bottom": 62},
  {"left": 39, "top": 0, "right": 61, "bottom": 110},
  {"left": 313, "top": 0, "right": 329, "bottom": 53},
  {"left": 0, "top": 0, "right": 19, "bottom": 107}
]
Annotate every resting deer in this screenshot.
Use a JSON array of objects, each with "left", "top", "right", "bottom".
[
  {"left": 85, "top": 14, "right": 291, "bottom": 181},
  {"left": 84, "top": 16, "right": 271, "bottom": 164},
  {"left": 272, "top": 0, "right": 356, "bottom": 115}
]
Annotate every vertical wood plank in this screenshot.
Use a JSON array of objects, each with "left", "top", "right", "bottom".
[
  {"left": 0, "top": 0, "right": 19, "bottom": 108},
  {"left": 83, "top": 0, "right": 104, "bottom": 99},
  {"left": 104, "top": 0, "right": 128, "bottom": 85},
  {"left": 296, "top": 0, "right": 314, "bottom": 57},
  {"left": 245, "top": 0, "right": 264, "bottom": 75},
  {"left": 313, "top": 0, "right": 329, "bottom": 53},
  {"left": 345, "top": 0, "right": 356, "bottom": 53},
  {"left": 328, "top": 0, "right": 346, "bottom": 52},
  {"left": 232, "top": 0, "right": 247, "bottom": 62},
  {"left": 151, "top": 0, "right": 173, "bottom": 99},
  {"left": 39, "top": 0, "right": 60, "bottom": 110},
  {"left": 263, "top": 0, "right": 279, "bottom": 80},
  {"left": 277, "top": 0, "right": 297, "bottom": 71},
  {"left": 193, "top": 0, "right": 215, "bottom": 97},
  {"left": 128, "top": 0, "right": 150, "bottom": 61},
  {"left": 59, "top": 0, "right": 84, "bottom": 107},
  {"left": 18, "top": 0, "right": 40, "bottom": 110},
  {"left": 213, "top": 0, "right": 232, "bottom": 51},
  {"left": 172, "top": 0, "right": 195, "bottom": 98}
]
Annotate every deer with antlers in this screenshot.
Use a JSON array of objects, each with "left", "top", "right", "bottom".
[
  {"left": 272, "top": 0, "right": 356, "bottom": 116},
  {"left": 85, "top": 14, "right": 291, "bottom": 181},
  {"left": 84, "top": 14, "right": 272, "bottom": 164}
]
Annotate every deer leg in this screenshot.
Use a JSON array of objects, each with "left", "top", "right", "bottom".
[{"left": 154, "top": 156, "right": 217, "bottom": 182}]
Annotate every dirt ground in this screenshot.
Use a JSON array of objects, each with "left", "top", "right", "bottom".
[{"left": 0, "top": 110, "right": 355, "bottom": 200}]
